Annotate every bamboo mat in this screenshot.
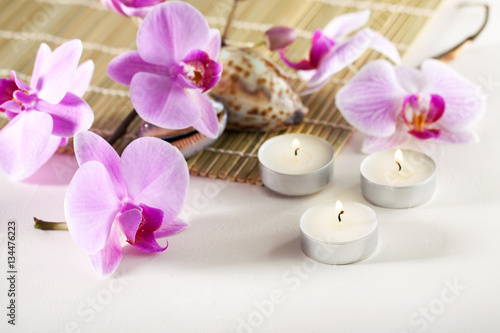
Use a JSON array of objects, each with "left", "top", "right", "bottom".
[{"left": 0, "top": 0, "right": 444, "bottom": 185}]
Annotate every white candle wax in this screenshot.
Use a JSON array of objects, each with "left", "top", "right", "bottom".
[
  {"left": 301, "top": 202, "right": 377, "bottom": 243},
  {"left": 360, "top": 149, "right": 435, "bottom": 187},
  {"left": 258, "top": 134, "right": 333, "bottom": 175},
  {"left": 360, "top": 149, "right": 437, "bottom": 208}
]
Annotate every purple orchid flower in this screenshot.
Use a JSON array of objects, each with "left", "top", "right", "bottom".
[
  {"left": 0, "top": 40, "right": 94, "bottom": 180},
  {"left": 107, "top": 1, "right": 223, "bottom": 138},
  {"left": 336, "top": 59, "right": 485, "bottom": 153},
  {"left": 65, "top": 130, "right": 189, "bottom": 275},
  {"left": 100, "top": 0, "right": 166, "bottom": 18},
  {"left": 279, "top": 10, "right": 401, "bottom": 94}
]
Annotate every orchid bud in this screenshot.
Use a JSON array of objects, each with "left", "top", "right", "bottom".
[{"left": 264, "top": 26, "right": 297, "bottom": 51}]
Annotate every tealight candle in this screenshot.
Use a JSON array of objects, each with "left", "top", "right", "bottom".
[
  {"left": 258, "top": 134, "right": 334, "bottom": 196},
  {"left": 300, "top": 201, "right": 378, "bottom": 264},
  {"left": 360, "top": 149, "right": 437, "bottom": 208}
]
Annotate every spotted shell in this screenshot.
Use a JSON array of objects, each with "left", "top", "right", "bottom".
[
  {"left": 209, "top": 46, "right": 307, "bottom": 131},
  {"left": 138, "top": 98, "right": 227, "bottom": 159}
]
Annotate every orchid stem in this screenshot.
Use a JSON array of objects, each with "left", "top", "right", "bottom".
[
  {"left": 432, "top": 3, "right": 489, "bottom": 62},
  {"left": 221, "top": 0, "right": 243, "bottom": 46},
  {"left": 34, "top": 217, "right": 68, "bottom": 231},
  {"left": 107, "top": 109, "right": 138, "bottom": 146}
]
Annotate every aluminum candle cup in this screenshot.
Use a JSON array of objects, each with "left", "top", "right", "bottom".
[
  {"left": 258, "top": 134, "right": 334, "bottom": 196},
  {"left": 300, "top": 201, "right": 378, "bottom": 265},
  {"left": 360, "top": 149, "right": 437, "bottom": 209}
]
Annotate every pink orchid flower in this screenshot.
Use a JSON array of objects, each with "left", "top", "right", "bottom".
[
  {"left": 107, "top": 1, "right": 223, "bottom": 138},
  {"left": 279, "top": 10, "right": 401, "bottom": 94},
  {"left": 336, "top": 59, "right": 485, "bottom": 153},
  {"left": 0, "top": 40, "right": 94, "bottom": 180},
  {"left": 100, "top": 0, "right": 166, "bottom": 18},
  {"left": 65, "top": 131, "right": 189, "bottom": 275}
]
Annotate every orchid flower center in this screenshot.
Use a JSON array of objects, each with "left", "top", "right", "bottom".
[
  {"left": 402, "top": 93, "right": 445, "bottom": 140},
  {"left": 12, "top": 90, "right": 31, "bottom": 110},
  {"left": 182, "top": 61, "right": 205, "bottom": 88},
  {"left": 179, "top": 49, "right": 222, "bottom": 93},
  {"left": 120, "top": 201, "right": 163, "bottom": 246}
]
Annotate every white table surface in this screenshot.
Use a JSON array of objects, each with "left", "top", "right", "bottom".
[{"left": 1, "top": 0, "right": 500, "bottom": 332}]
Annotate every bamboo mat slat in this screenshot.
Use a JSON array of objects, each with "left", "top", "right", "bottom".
[{"left": 0, "top": 0, "right": 444, "bottom": 185}]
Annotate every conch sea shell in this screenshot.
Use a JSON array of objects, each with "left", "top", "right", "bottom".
[{"left": 210, "top": 46, "right": 307, "bottom": 131}]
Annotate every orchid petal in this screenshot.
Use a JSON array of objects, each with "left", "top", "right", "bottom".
[
  {"left": 0, "top": 100, "right": 21, "bottom": 114},
  {"left": 408, "top": 128, "right": 441, "bottom": 140},
  {"left": 426, "top": 94, "right": 445, "bottom": 123},
  {"left": 279, "top": 49, "right": 315, "bottom": 70},
  {"left": 101, "top": 0, "right": 127, "bottom": 16},
  {"left": 35, "top": 92, "right": 94, "bottom": 137},
  {"left": 88, "top": 224, "right": 122, "bottom": 275},
  {"left": 435, "top": 129, "right": 478, "bottom": 144},
  {"left": 0, "top": 111, "right": 53, "bottom": 180},
  {"left": 37, "top": 40, "right": 83, "bottom": 104},
  {"left": 309, "top": 29, "right": 373, "bottom": 86},
  {"left": 132, "top": 230, "right": 167, "bottom": 253},
  {"left": 155, "top": 217, "right": 189, "bottom": 238},
  {"left": 205, "top": 29, "right": 221, "bottom": 60},
  {"left": 140, "top": 204, "right": 164, "bottom": 232},
  {"left": 297, "top": 69, "right": 315, "bottom": 82},
  {"left": 13, "top": 91, "right": 36, "bottom": 105},
  {"left": 336, "top": 60, "right": 406, "bottom": 137},
  {"left": 59, "top": 137, "right": 69, "bottom": 147},
  {"left": 361, "top": 120, "right": 410, "bottom": 153},
  {"left": 176, "top": 75, "right": 200, "bottom": 90},
  {"left": 31, "top": 43, "right": 52, "bottom": 90},
  {"left": 300, "top": 75, "right": 332, "bottom": 95},
  {"left": 202, "top": 59, "right": 223, "bottom": 92},
  {"left": 73, "top": 131, "right": 127, "bottom": 200},
  {"left": 24, "top": 136, "right": 63, "bottom": 181},
  {"left": 394, "top": 66, "right": 425, "bottom": 94},
  {"left": 10, "top": 71, "right": 31, "bottom": 92},
  {"left": 119, "top": 137, "right": 189, "bottom": 222},
  {"left": 130, "top": 72, "right": 200, "bottom": 129},
  {"left": 137, "top": 2, "right": 210, "bottom": 65},
  {"left": 365, "top": 28, "right": 401, "bottom": 64},
  {"left": 322, "top": 10, "right": 370, "bottom": 40},
  {"left": 3, "top": 110, "right": 18, "bottom": 121},
  {"left": 70, "top": 60, "right": 94, "bottom": 97},
  {"left": 187, "top": 90, "right": 219, "bottom": 138},
  {"left": 65, "top": 160, "right": 122, "bottom": 254},
  {"left": 107, "top": 51, "right": 166, "bottom": 86},
  {"left": 0, "top": 78, "right": 17, "bottom": 105},
  {"left": 421, "top": 59, "right": 484, "bottom": 130},
  {"left": 309, "top": 30, "right": 335, "bottom": 68},
  {"left": 102, "top": 0, "right": 163, "bottom": 18},
  {"left": 118, "top": 208, "right": 142, "bottom": 244}
]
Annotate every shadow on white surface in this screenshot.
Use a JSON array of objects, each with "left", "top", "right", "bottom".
[
  {"left": 269, "top": 236, "right": 303, "bottom": 260},
  {"left": 364, "top": 219, "right": 450, "bottom": 264}
]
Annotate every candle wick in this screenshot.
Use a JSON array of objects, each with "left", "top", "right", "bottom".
[
  {"left": 396, "top": 161, "right": 402, "bottom": 172},
  {"left": 294, "top": 148, "right": 300, "bottom": 156},
  {"left": 338, "top": 210, "right": 344, "bottom": 223}
]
